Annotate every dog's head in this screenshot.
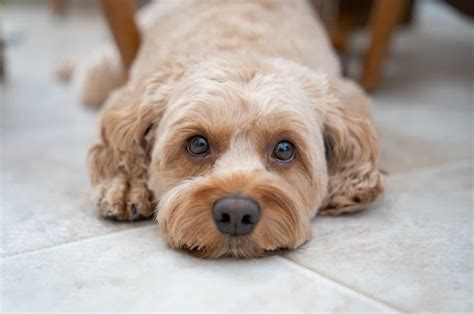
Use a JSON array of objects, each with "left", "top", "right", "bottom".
[{"left": 127, "top": 56, "right": 382, "bottom": 257}]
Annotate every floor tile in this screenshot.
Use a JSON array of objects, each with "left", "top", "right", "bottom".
[
  {"left": 0, "top": 129, "right": 153, "bottom": 257},
  {"left": 1, "top": 227, "right": 395, "bottom": 312},
  {"left": 285, "top": 160, "right": 473, "bottom": 312},
  {"left": 374, "top": 102, "right": 472, "bottom": 173}
]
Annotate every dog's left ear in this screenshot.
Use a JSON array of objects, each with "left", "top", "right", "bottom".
[
  {"left": 319, "top": 79, "right": 383, "bottom": 215},
  {"left": 265, "top": 59, "right": 383, "bottom": 214}
]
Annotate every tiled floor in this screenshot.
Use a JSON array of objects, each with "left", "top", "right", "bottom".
[{"left": 1, "top": 1, "right": 472, "bottom": 312}]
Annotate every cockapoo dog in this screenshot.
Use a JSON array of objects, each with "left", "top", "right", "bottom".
[{"left": 68, "top": 0, "right": 383, "bottom": 258}]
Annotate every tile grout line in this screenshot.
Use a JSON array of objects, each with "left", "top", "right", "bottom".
[
  {"left": 278, "top": 256, "right": 404, "bottom": 312},
  {"left": 1, "top": 224, "right": 156, "bottom": 260}
]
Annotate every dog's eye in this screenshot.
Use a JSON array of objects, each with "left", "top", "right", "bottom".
[
  {"left": 187, "top": 135, "right": 209, "bottom": 156},
  {"left": 272, "top": 141, "right": 295, "bottom": 162}
]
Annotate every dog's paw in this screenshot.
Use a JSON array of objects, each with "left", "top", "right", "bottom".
[{"left": 95, "top": 176, "right": 154, "bottom": 221}]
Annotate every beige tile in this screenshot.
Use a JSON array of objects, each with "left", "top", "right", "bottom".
[
  {"left": 0, "top": 130, "right": 154, "bottom": 257},
  {"left": 374, "top": 103, "right": 472, "bottom": 173},
  {"left": 285, "top": 160, "right": 473, "bottom": 312},
  {"left": 1, "top": 227, "right": 395, "bottom": 312}
]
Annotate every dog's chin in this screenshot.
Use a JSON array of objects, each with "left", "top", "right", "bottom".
[
  {"left": 179, "top": 236, "right": 291, "bottom": 259},
  {"left": 157, "top": 171, "right": 311, "bottom": 259}
]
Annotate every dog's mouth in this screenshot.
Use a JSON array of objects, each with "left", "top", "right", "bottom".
[
  {"left": 179, "top": 241, "right": 290, "bottom": 259},
  {"left": 263, "top": 247, "right": 289, "bottom": 255}
]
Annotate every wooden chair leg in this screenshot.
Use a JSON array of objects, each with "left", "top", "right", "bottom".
[
  {"left": 0, "top": 25, "right": 4, "bottom": 80},
  {"left": 49, "top": 0, "right": 67, "bottom": 15},
  {"left": 361, "top": 0, "right": 409, "bottom": 91},
  {"left": 99, "top": 0, "right": 141, "bottom": 71}
]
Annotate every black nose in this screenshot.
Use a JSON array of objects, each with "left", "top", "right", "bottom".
[{"left": 212, "top": 196, "right": 261, "bottom": 236}]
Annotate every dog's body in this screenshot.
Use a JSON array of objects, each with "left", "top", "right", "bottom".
[{"left": 86, "top": 0, "right": 383, "bottom": 258}]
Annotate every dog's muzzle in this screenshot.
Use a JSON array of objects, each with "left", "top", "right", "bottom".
[{"left": 212, "top": 195, "right": 261, "bottom": 236}]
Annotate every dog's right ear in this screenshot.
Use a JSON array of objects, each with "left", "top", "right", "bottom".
[
  {"left": 99, "top": 89, "right": 161, "bottom": 158},
  {"left": 100, "top": 62, "right": 185, "bottom": 155},
  {"left": 90, "top": 63, "right": 185, "bottom": 185}
]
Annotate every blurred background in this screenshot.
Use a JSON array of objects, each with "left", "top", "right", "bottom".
[{"left": 1, "top": 0, "right": 473, "bottom": 312}]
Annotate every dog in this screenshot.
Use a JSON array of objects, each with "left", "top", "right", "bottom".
[{"left": 75, "top": 0, "right": 383, "bottom": 258}]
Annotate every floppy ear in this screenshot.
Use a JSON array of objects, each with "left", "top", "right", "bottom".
[
  {"left": 257, "top": 58, "right": 382, "bottom": 215},
  {"left": 100, "top": 80, "right": 170, "bottom": 156},
  {"left": 319, "top": 79, "right": 383, "bottom": 215},
  {"left": 89, "top": 64, "right": 183, "bottom": 185}
]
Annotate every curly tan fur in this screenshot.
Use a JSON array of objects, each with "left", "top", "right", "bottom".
[{"left": 84, "top": 0, "right": 383, "bottom": 257}]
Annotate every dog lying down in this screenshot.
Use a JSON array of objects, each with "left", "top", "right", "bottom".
[{"left": 65, "top": 0, "right": 383, "bottom": 258}]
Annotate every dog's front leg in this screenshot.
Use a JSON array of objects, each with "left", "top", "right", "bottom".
[
  {"left": 89, "top": 137, "right": 154, "bottom": 221},
  {"left": 88, "top": 87, "right": 159, "bottom": 221}
]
